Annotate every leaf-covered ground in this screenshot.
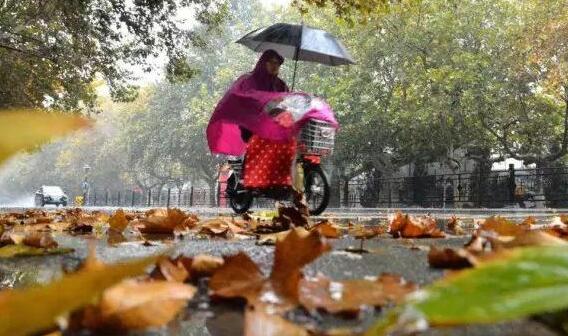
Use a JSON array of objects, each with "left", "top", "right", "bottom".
[{"left": 0, "top": 208, "right": 566, "bottom": 336}]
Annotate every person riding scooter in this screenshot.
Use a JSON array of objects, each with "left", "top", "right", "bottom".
[{"left": 207, "top": 50, "right": 297, "bottom": 191}]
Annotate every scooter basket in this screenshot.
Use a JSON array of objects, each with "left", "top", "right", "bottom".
[{"left": 299, "top": 120, "right": 335, "bottom": 156}]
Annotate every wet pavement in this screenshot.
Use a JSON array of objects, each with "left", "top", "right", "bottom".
[{"left": 0, "top": 230, "right": 560, "bottom": 335}]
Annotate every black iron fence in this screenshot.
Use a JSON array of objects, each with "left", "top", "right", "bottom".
[
  {"left": 336, "top": 166, "right": 568, "bottom": 209},
  {"left": 79, "top": 166, "right": 568, "bottom": 209}
]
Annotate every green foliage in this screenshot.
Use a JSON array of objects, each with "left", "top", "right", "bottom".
[{"left": 0, "top": 0, "right": 226, "bottom": 110}]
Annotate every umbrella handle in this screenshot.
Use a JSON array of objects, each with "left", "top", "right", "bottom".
[{"left": 291, "top": 23, "right": 303, "bottom": 91}]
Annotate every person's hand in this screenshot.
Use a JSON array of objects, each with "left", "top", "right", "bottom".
[{"left": 274, "top": 111, "right": 294, "bottom": 128}]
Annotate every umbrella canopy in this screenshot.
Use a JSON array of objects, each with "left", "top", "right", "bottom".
[{"left": 236, "top": 23, "right": 355, "bottom": 66}]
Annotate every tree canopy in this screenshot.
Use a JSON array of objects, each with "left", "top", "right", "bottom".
[{"left": 0, "top": 0, "right": 226, "bottom": 110}]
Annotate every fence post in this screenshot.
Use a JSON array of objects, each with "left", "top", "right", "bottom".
[
  {"left": 166, "top": 187, "right": 171, "bottom": 208},
  {"left": 457, "top": 174, "right": 462, "bottom": 203},
  {"left": 388, "top": 181, "right": 392, "bottom": 208},
  {"left": 105, "top": 190, "right": 109, "bottom": 206},
  {"left": 190, "top": 186, "right": 194, "bottom": 207},
  {"left": 508, "top": 163, "right": 516, "bottom": 204},
  {"left": 147, "top": 189, "right": 151, "bottom": 207},
  {"left": 178, "top": 188, "right": 182, "bottom": 207},
  {"left": 477, "top": 171, "right": 482, "bottom": 207},
  {"left": 342, "top": 180, "right": 350, "bottom": 208},
  {"left": 131, "top": 190, "right": 135, "bottom": 207},
  {"left": 93, "top": 191, "right": 97, "bottom": 206},
  {"left": 217, "top": 182, "right": 221, "bottom": 207}
]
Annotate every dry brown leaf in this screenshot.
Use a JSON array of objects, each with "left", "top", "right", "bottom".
[
  {"left": 428, "top": 246, "right": 477, "bottom": 269},
  {"left": 389, "top": 213, "right": 445, "bottom": 238},
  {"left": 257, "top": 228, "right": 310, "bottom": 246},
  {"left": 311, "top": 220, "right": 342, "bottom": 239},
  {"left": 107, "top": 231, "right": 127, "bottom": 246},
  {"left": 150, "top": 258, "right": 190, "bottom": 283},
  {"left": 273, "top": 203, "right": 308, "bottom": 229},
  {"left": 478, "top": 216, "right": 526, "bottom": 237},
  {"left": 270, "top": 228, "right": 330, "bottom": 303},
  {"left": 198, "top": 218, "right": 234, "bottom": 238},
  {"left": 139, "top": 208, "right": 195, "bottom": 234},
  {"left": 299, "top": 273, "right": 417, "bottom": 314},
  {"left": 348, "top": 224, "right": 384, "bottom": 240},
  {"left": 197, "top": 218, "right": 249, "bottom": 239},
  {"left": 491, "top": 230, "right": 568, "bottom": 249},
  {"left": 209, "top": 252, "right": 264, "bottom": 301},
  {"left": 446, "top": 216, "right": 465, "bottom": 235},
  {"left": 22, "top": 232, "right": 58, "bottom": 248},
  {"left": 211, "top": 228, "right": 330, "bottom": 308},
  {"left": 109, "top": 209, "right": 129, "bottom": 233},
  {"left": 35, "top": 216, "right": 53, "bottom": 224},
  {"left": 69, "top": 223, "right": 93, "bottom": 234},
  {"left": 189, "top": 254, "right": 224, "bottom": 278},
  {"left": 76, "top": 280, "right": 196, "bottom": 331},
  {"left": 244, "top": 305, "right": 308, "bottom": 336}
]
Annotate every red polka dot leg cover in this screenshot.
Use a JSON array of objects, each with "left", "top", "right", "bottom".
[{"left": 243, "top": 135, "right": 296, "bottom": 189}]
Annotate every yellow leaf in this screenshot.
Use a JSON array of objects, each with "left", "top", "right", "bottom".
[
  {"left": 0, "top": 110, "right": 90, "bottom": 165},
  {"left": 108, "top": 209, "right": 129, "bottom": 233},
  {"left": 0, "top": 245, "right": 73, "bottom": 258},
  {"left": 0, "top": 254, "right": 159, "bottom": 336}
]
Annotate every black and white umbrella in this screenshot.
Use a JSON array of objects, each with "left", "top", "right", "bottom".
[{"left": 236, "top": 23, "right": 355, "bottom": 90}]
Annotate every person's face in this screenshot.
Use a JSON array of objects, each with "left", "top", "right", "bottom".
[{"left": 265, "top": 57, "right": 281, "bottom": 76}]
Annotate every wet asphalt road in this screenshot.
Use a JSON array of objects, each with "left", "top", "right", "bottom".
[{"left": 0, "top": 232, "right": 560, "bottom": 336}]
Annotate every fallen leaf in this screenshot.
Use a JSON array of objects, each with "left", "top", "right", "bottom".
[
  {"left": 521, "top": 216, "right": 536, "bottom": 227},
  {"left": 311, "top": 220, "right": 342, "bottom": 238},
  {"left": 273, "top": 203, "right": 308, "bottom": 228},
  {"left": 34, "top": 216, "right": 53, "bottom": 224},
  {"left": 109, "top": 209, "right": 129, "bottom": 233},
  {"left": 244, "top": 305, "right": 308, "bottom": 336},
  {"left": 189, "top": 254, "right": 224, "bottom": 278},
  {"left": 198, "top": 218, "right": 238, "bottom": 238},
  {"left": 211, "top": 228, "right": 330, "bottom": 307},
  {"left": 257, "top": 228, "right": 310, "bottom": 246},
  {"left": 446, "top": 216, "right": 465, "bottom": 235},
  {"left": 22, "top": 232, "right": 58, "bottom": 248},
  {"left": 0, "top": 254, "right": 158, "bottom": 336},
  {"left": 271, "top": 229, "right": 331, "bottom": 303},
  {"left": 389, "top": 213, "right": 445, "bottom": 238},
  {"left": 428, "top": 246, "right": 476, "bottom": 269},
  {"left": 0, "top": 245, "right": 73, "bottom": 258},
  {"left": 0, "top": 110, "right": 90, "bottom": 165},
  {"left": 299, "top": 274, "right": 417, "bottom": 313},
  {"left": 348, "top": 224, "right": 383, "bottom": 240},
  {"left": 478, "top": 216, "right": 526, "bottom": 237},
  {"left": 139, "top": 209, "right": 195, "bottom": 234},
  {"left": 76, "top": 280, "right": 196, "bottom": 331},
  {"left": 68, "top": 223, "right": 93, "bottom": 234},
  {"left": 492, "top": 230, "right": 568, "bottom": 250},
  {"left": 107, "top": 231, "right": 127, "bottom": 246},
  {"left": 370, "top": 246, "right": 568, "bottom": 335},
  {"left": 150, "top": 258, "right": 189, "bottom": 283},
  {"left": 209, "top": 252, "right": 264, "bottom": 301}
]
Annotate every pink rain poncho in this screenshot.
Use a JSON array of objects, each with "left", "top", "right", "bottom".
[{"left": 207, "top": 50, "right": 291, "bottom": 155}]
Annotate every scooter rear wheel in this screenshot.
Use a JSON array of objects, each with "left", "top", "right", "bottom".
[
  {"left": 304, "top": 165, "right": 330, "bottom": 216},
  {"left": 227, "top": 174, "right": 253, "bottom": 214}
]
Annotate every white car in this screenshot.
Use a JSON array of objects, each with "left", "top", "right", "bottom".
[{"left": 35, "top": 186, "right": 68, "bottom": 207}]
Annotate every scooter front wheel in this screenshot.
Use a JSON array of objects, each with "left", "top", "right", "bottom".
[
  {"left": 304, "top": 165, "right": 330, "bottom": 216},
  {"left": 229, "top": 191, "right": 253, "bottom": 214}
]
